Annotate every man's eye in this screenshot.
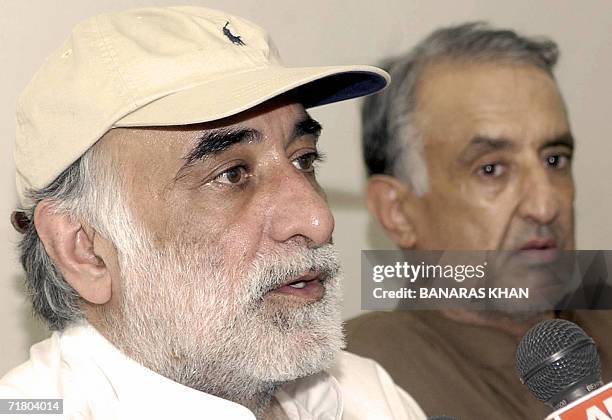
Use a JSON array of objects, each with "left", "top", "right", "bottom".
[
  {"left": 292, "top": 152, "right": 322, "bottom": 172},
  {"left": 478, "top": 163, "right": 505, "bottom": 178},
  {"left": 545, "top": 154, "right": 571, "bottom": 169},
  {"left": 214, "top": 166, "right": 248, "bottom": 185}
]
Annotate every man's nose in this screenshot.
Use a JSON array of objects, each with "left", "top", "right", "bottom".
[
  {"left": 268, "top": 168, "right": 334, "bottom": 247},
  {"left": 517, "top": 166, "right": 560, "bottom": 226}
]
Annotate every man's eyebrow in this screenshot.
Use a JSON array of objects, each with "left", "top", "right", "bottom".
[
  {"left": 291, "top": 117, "right": 322, "bottom": 142},
  {"left": 183, "top": 126, "right": 261, "bottom": 167},
  {"left": 458, "top": 136, "right": 515, "bottom": 165},
  {"left": 175, "top": 116, "right": 321, "bottom": 181},
  {"left": 540, "top": 132, "right": 574, "bottom": 152}
]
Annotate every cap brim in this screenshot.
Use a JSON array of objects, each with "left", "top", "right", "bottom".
[{"left": 114, "top": 65, "right": 388, "bottom": 127}]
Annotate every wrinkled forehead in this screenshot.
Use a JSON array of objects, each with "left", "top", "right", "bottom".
[
  {"left": 95, "top": 99, "right": 308, "bottom": 177},
  {"left": 417, "top": 60, "right": 567, "bottom": 119},
  {"left": 415, "top": 61, "right": 569, "bottom": 146},
  {"left": 94, "top": 125, "right": 193, "bottom": 191}
]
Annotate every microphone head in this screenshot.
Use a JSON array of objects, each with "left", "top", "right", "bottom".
[
  {"left": 427, "top": 417, "right": 458, "bottom": 420},
  {"left": 515, "top": 319, "right": 601, "bottom": 408}
]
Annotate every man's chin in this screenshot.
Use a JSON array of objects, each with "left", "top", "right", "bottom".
[
  {"left": 251, "top": 289, "right": 343, "bottom": 379},
  {"left": 250, "top": 327, "right": 344, "bottom": 382}
]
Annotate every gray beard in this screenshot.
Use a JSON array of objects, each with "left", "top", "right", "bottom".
[{"left": 95, "top": 241, "right": 344, "bottom": 415}]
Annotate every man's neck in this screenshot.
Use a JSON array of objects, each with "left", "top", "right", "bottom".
[
  {"left": 235, "top": 388, "right": 282, "bottom": 420},
  {"left": 259, "top": 396, "right": 289, "bottom": 420},
  {"left": 90, "top": 315, "right": 284, "bottom": 418},
  {"left": 438, "top": 309, "right": 555, "bottom": 337}
]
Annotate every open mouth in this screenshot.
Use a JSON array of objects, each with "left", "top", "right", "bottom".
[
  {"left": 516, "top": 237, "right": 559, "bottom": 264},
  {"left": 520, "top": 237, "right": 557, "bottom": 251},
  {"left": 268, "top": 271, "right": 325, "bottom": 301}
]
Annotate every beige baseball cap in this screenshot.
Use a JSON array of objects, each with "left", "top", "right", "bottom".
[{"left": 14, "top": 6, "right": 388, "bottom": 208}]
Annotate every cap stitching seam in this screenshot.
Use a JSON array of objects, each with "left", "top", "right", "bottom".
[{"left": 93, "top": 15, "right": 138, "bottom": 109}]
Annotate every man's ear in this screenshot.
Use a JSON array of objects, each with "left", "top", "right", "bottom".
[
  {"left": 34, "top": 200, "right": 112, "bottom": 305},
  {"left": 366, "top": 175, "right": 419, "bottom": 249}
]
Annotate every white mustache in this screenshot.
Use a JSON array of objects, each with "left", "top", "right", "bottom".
[{"left": 245, "top": 244, "right": 340, "bottom": 299}]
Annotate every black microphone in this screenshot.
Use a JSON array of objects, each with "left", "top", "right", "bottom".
[
  {"left": 515, "top": 318, "right": 603, "bottom": 410},
  {"left": 427, "top": 416, "right": 458, "bottom": 420}
]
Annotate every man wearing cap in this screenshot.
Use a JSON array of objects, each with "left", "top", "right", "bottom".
[{"left": 0, "top": 7, "right": 425, "bottom": 420}]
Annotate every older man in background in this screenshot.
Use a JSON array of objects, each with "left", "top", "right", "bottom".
[
  {"left": 346, "top": 22, "right": 612, "bottom": 419},
  {"left": 0, "top": 7, "right": 426, "bottom": 420}
]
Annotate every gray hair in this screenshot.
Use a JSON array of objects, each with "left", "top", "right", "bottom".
[
  {"left": 362, "top": 21, "right": 560, "bottom": 194},
  {"left": 18, "top": 145, "right": 125, "bottom": 330}
]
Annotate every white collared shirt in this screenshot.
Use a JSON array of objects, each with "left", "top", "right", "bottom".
[{"left": 0, "top": 323, "right": 425, "bottom": 419}]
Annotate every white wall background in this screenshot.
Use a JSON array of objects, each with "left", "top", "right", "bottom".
[{"left": 1, "top": 0, "right": 611, "bottom": 376}]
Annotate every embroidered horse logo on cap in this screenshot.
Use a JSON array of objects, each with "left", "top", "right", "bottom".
[{"left": 223, "top": 22, "right": 245, "bottom": 46}]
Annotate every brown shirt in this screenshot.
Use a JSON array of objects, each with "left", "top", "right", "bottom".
[{"left": 345, "top": 310, "right": 612, "bottom": 420}]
